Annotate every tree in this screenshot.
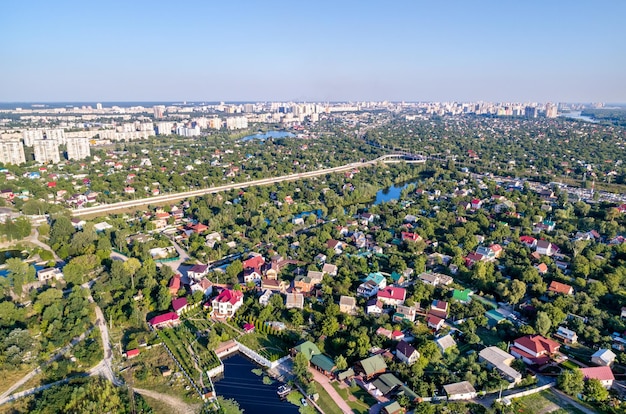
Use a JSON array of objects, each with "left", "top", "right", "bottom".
[
  {"left": 335, "top": 355, "right": 348, "bottom": 371},
  {"left": 534, "top": 311, "right": 552, "bottom": 336},
  {"left": 508, "top": 279, "right": 527, "bottom": 304},
  {"left": 584, "top": 378, "right": 609, "bottom": 401},
  {"left": 293, "top": 352, "right": 312, "bottom": 384},
  {"left": 49, "top": 216, "right": 75, "bottom": 247},
  {"left": 218, "top": 396, "right": 244, "bottom": 414},
  {"left": 290, "top": 309, "right": 304, "bottom": 326},
  {"left": 557, "top": 368, "right": 584, "bottom": 396},
  {"left": 5, "top": 258, "right": 32, "bottom": 296}
]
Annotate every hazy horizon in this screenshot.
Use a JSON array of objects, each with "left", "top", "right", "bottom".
[{"left": 2, "top": 0, "right": 625, "bottom": 103}]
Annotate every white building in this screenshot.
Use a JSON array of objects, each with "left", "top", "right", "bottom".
[
  {"left": 37, "top": 268, "right": 64, "bottom": 282},
  {"left": 0, "top": 139, "right": 26, "bottom": 165},
  {"left": 591, "top": 349, "right": 617, "bottom": 367},
  {"left": 23, "top": 129, "right": 44, "bottom": 146},
  {"left": 45, "top": 129, "right": 66, "bottom": 145},
  {"left": 225, "top": 116, "right": 248, "bottom": 130},
  {"left": 33, "top": 139, "right": 60, "bottom": 164},
  {"left": 66, "top": 137, "right": 91, "bottom": 160}
]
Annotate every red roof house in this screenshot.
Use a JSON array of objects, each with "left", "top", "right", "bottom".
[
  {"left": 149, "top": 312, "right": 180, "bottom": 329},
  {"left": 172, "top": 297, "right": 188, "bottom": 314},
  {"left": 126, "top": 349, "right": 140, "bottom": 359},
  {"left": 548, "top": 281, "right": 573, "bottom": 295},
  {"left": 243, "top": 254, "right": 265, "bottom": 270},
  {"left": 211, "top": 289, "right": 244, "bottom": 319},
  {"left": 168, "top": 275, "right": 181, "bottom": 295},
  {"left": 427, "top": 314, "right": 445, "bottom": 331},
  {"left": 401, "top": 232, "right": 423, "bottom": 242},
  {"left": 580, "top": 366, "right": 615, "bottom": 389},
  {"left": 377, "top": 287, "right": 406, "bottom": 306},
  {"left": 511, "top": 335, "right": 560, "bottom": 365}
]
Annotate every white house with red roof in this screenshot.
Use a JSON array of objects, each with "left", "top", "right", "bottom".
[
  {"left": 377, "top": 286, "right": 406, "bottom": 306},
  {"left": 510, "top": 335, "right": 560, "bottom": 365},
  {"left": 211, "top": 289, "right": 244, "bottom": 319},
  {"left": 430, "top": 300, "right": 449, "bottom": 318},
  {"left": 520, "top": 236, "right": 537, "bottom": 248},
  {"left": 427, "top": 314, "right": 445, "bottom": 331},
  {"left": 401, "top": 232, "right": 423, "bottom": 243},
  {"left": 243, "top": 254, "right": 265, "bottom": 270},
  {"left": 548, "top": 281, "right": 573, "bottom": 295},
  {"left": 580, "top": 366, "right": 615, "bottom": 389},
  {"left": 470, "top": 198, "right": 483, "bottom": 209},
  {"left": 172, "top": 297, "right": 188, "bottom": 315},
  {"left": 149, "top": 312, "right": 180, "bottom": 329}
]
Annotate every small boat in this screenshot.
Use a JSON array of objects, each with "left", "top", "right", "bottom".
[{"left": 277, "top": 384, "right": 292, "bottom": 397}]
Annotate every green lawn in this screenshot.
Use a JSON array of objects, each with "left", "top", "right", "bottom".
[
  {"left": 331, "top": 383, "right": 375, "bottom": 414},
  {"left": 560, "top": 360, "right": 579, "bottom": 370},
  {"left": 235, "top": 329, "right": 292, "bottom": 361},
  {"left": 313, "top": 384, "right": 344, "bottom": 414},
  {"left": 476, "top": 327, "right": 502, "bottom": 346}
]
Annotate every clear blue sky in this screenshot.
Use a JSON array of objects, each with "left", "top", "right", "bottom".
[{"left": 1, "top": 0, "right": 625, "bottom": 102}]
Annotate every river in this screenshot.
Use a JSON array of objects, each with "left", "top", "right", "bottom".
[
  {"left": 559, "top": 111, "right": 597, "bottom": 123},
  {"left": 241, "top": 131, "right": 295, "bottom": 142},
  {"left": 213, "top": 354, "right": 299, "bottom": 414}
]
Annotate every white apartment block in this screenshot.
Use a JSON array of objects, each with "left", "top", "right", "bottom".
[
  {"left": 208, "top": 118, "right": 222, "bottom": 129},
  {"left": 66, "top": 137, "right": 91, "bottom": 160},
  {"left": 34, "top": 139, "right": 61, "bottom": 163},
  {"left": 45, "top": 129, "right": 66, "bottom": 145},
  {"left": 156, "top": 122, "right": 174, "bottom": 135},
  {"left": 225, "top": 116, "right": 248, "bottom": 130},
  {"left": 0, "top": 139, "right": 26, "bottom": 165},
  {"left": 23, "top": 129, "right": 44, "bottom": 146}
]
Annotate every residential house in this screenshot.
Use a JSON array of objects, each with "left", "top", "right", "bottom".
[
  {"left": 533, "top": 219, "right": 556, "bottom": 233},
  {"left": 149, "top": 312, "right": 180, "bottom": 329},
  {"left": 125, "top": 349, "right": 140, "bottom": 359},
  {"left": 427, "top": 314, "right": 445, "bottom": 331},
  {"left": 393, "top": 304, "right": 418, "bottom": 323},
  {"left": 211, "top": 289, "right": 244, "bottom": 319},
  {"left": 291, "top": 341, "right": 336, "bottom": 377},
  {"left": 443, "top": 381, "right": 477, "bottom": 401},
  {"left": 378, "top": 287, "right": 406, "bottom": 307},
  {"left": 381, "top": 401, "right": 404, "bottom": 414},
  {"left": 261, "top": 277, "right": 289, "bottom": 292},
  {"left": 190, "top": 278, "right": 213, "bottom": 297},
  {"left": 322, "top": 263, "right": 338, "bottom": 276},
  {"left": 591, "top": 349, "right": 616, "bottom": 367},
  {"left": 315, "top": 253, "right": 327, "bottom": 263},
  {"left": 307, "top": 270, "right": 324, "bottom": 284},
  {"left": 510, "top": 335, "right": 560, "bottom": 365},
  {"left": 363, "top": 272, "right": 387, "bottom": 289},
  {"left": 243, "top": 267, "right": 262, "bottom": 284},
  {"left": 370, "top": 373, "right": 418, "bottom": 403},
  {"left": 355, "top": 355, "right": 387, "bottom": 380},
  {"left": 401, "top": 232, "right": 422, "bottom": 243},
  {"left": 358, "top": 280, "right": 380, "bottom": 299},
  {"left": 418, "top": 272, "right": 453, "bottom": 287},
  {"left": 470, "top": 198, "right": 483, "bottom": 209},
  {"left": 327, "top": 239, "right": 343, "bottom": 254},
  {"left": 436, "top": 334, "right": 457, "bottom": 353},
  {"left": 205, "top": 232, "right": 222, "bottom": 248},
  {"left": 520, "top": 236, "right": 537, "bottom": 248},
  {"left": 396, "top": 341, "right": 420, "bottom": 365},
  {"left": 536, "top": 240, "right": 558, "bottom": 256},
  {"left": 339, "top": 296, "right": 358, "bottom": 315},
  {"left": 187, "top": 264, "right": 209, "bottom": 281},
  {"left": 37, "top": 267, "right": 64, "bottom": 282},
  {"left": 430, "top": 300, "right": 449, "bottom": 318},
  {"left": 258, "top": 289, "right": 273, "bottom": 306},
  {"left": 168, "top": 275, "right": 181, "bottom": 295},
  {"left": 172, "top": 297, "right": 188, "bottom": 315},
  {"left": 243, "top": 254, "right": 265, "bottom": 271},
  {"left": 479, "top": 346, "right": 522, "bottom": 384},
  {"left": 474, "top": 244, "right": 503, "bottom": 261},
  {"left": 554, "top": 326, "right": 578, "bottom": 344},
  {"left": 285, "top": 292, "right": 304, "bottom": 309},
  {"left": 580, "top": 367, "right": 615, "bottom": 389},
  {"left": 366, "top": 298, "right": 384, "bottom": 316},
  {"left": 548, "top": 281, "right": 574, "bottom": 295},
  {"left": 294, "top": 275, "right": 315, "bottom": 294},
  {"left": 535, "top": 263, "right": 549, "bottom": 274}
]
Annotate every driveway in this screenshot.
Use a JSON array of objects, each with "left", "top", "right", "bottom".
[{"left": 309, "top": 367, "right": 353, "bottom": 414}]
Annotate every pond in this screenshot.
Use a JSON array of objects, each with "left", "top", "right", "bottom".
[
  {"left": 213, "top": 354, "right": 299, "bottom": 414},
  {"left": 241, "top": 131, "right": 295, "bottom": 142},
  {"left": 373, "top": 181, "right": 419, "bottom": 205},
  {"left": 0, "top": 249, "right": 27, "bottom": 265}
]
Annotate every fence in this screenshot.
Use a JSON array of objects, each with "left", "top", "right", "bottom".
[{"left": 499, "top": 383, "right": 554, "bottom": 401}]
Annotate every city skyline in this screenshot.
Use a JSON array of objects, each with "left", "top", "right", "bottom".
[{"left": 2, "top": 0, "right": 625, "bottom": 103}]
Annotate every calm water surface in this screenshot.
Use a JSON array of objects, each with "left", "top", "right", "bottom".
[{"left": 213, "top": 354, "right": 299, "bottom": 414}]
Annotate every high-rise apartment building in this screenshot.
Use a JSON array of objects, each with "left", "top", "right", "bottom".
[
  {"left": 225, "top": 116, "right": 248, "bottom": 130},
  {"left": 34, "top": 139, "right": 60, "bottom": 164},
  {"left": 66, "top": 137, "right": 91, "bottom": 160},
  {"left": 96, "top": 103, "right": 103, "bottom": 110},
  {"left": 524, "top": 106, "right": 538, "bottom": 119},
  {"left": 23, "top": 129, "right": 44, "bottom": 146},
  {"left": 153, "top": 105, "right": 165, "bottom": 119},
  {"left": 545, "top": 103, "right": 558, "bottom": 118},
  {"left": 45, "top": 129, "right": 66, "bottom": 145},
  {"left": 0, "top": 139, "right": 26, "bottom": 165}
]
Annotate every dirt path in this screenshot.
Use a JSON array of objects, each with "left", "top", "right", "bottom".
[
  {"left": 133, "top": 387, "right": 198, "bottom": 414},
  {"left": 549, "top": 388, "right": 599, "bottom": 414}
]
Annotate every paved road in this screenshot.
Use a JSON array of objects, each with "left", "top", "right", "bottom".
[
  {"left": 309, "top": 367, "right": 353, "bottom": 414},
  {"left": 71, "top": 155, "right": 422, "bottom": 217}
]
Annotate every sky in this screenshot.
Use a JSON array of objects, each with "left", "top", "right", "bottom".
[{"left": 1, "top": 0, "right": 625, "bottom": 103}]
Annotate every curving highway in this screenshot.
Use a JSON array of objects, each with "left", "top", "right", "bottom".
[{"left": 71, "top": 154, "right": 425, "bottom": 217}]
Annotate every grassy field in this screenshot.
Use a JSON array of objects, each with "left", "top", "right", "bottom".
[
  {"left": 511, "top": 390, "right": 588, "bottom": 414},
  {"left": 332, "top": 382, "right": 376, "bottom": 414},
  {"left": 0, "top": 364, "right": 37, "bottom": 395},
  {"left": 119, "top": 346, "right": 199, "bottom": 403},
  {"left": 476, "top": 326, "right": 502, "bottom": 346},
  {"left": 560, "top": 359, "right": 579, "bottom": 370}
]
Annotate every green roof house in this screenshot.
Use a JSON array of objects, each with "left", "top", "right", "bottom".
[
  {"left": 356, "top": 354, "right": 387, "bottom": 379},
  {"left": 292, "top": 341, "right": 321, "bottom": 360},
  {"left": 452, "top": 289, "right": 472, "bottom": 303}
]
